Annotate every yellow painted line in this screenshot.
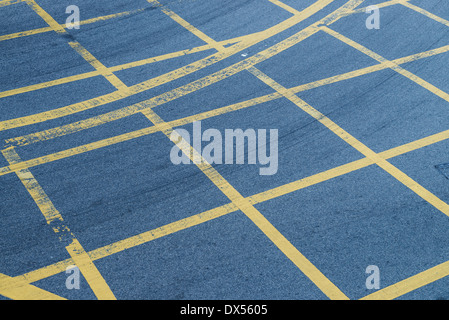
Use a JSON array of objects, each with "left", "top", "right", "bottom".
[
  {"left": 0, "top": 273, "right": 66, "bottom": 300},
  {"left": 147, "top": 0, "right": 225, "bottom": 52},
  {"left": 0, "top": 33, "right": 261, "bottom": 100},
  {"left": 25, "top": 0, "right": 128, "bottom": 91},
  {"left": 268, "top": 0, "right": 302, "bottom": 16},
  {"left": 1, "top": 147, "right": 116, "bottom": 300},
  {"left": 361, "top": 260, "right": 449, "bottom": 300},
  {"left": 401, "top": 1, "right": 449, "bottom": 28},
  {"left": 0, "top": 26, "right": 52, "bottom": 42},
  {"left": 247, "top": 66, "right": 449, "bottom": 219},
  {"left": 0, "top": 0, "right": 22, "bottom": 7},
  {"left": 5, "top": 38, "right": 449, "bottom": 158},
  {"left": 141, "top": 107, "right": 349, "bottom": 300},
  {"left": 0, "top": 0, "right": 337, "bottom": 131},
  {"left": 11, "top": 122, "right": 449, "bottom": 293},
  {"left": 321, "top": 26, "right": 449, "bottom": 104},
  {"left": 0, "top": 0, "right": 361, "bottom": 147},
  {"left": 348, "top": 0, "right": 409, "bottom": 15},
  {"left": 0, "top": 9, "right": 146, "bottom": 43}
]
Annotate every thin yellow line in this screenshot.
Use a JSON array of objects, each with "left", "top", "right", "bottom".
[
  {"left": 321, "top": 26, "right": 449, "bottom": 104},
  {"left": 247, "top": 66, "right": 449, "bottom": 219},
  {"left": 12, "top": 122, "right": 449, "bottom": 293},
  {"left": 140, "top": 107, "right": 349, "bottom": 300},
  {"left": 5, "top": 39, "right": 449, "bottom": 160},
  {"left": 25, "top": 0, "right": 128, "bottom": 91},
  {"left": 0, "top": 0, "right": 337, "bottom": 131},
  {"left": 0, "top": 273, "right": 66, "bottom": 300},
  {"left": 147, "top": 0, "right": 225, "bottom": 52},
  {"left": 401, "top": 1, "right": 449, "bottom": 28},
  {"left": 1, "top": 148, "right": 116, "bottom": 300},
  {"left": 0, "top": 9, "right": 146, "bottom": 43}
]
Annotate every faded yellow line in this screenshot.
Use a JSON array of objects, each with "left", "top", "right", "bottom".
[
  {"left": 0, "top": 273, "right": 66, "bottom": 300},
  {"left": 1, "top": 148, "right": 116, "bottom": 300},
  {"left": 0, "top": 0, "right": 337, "bottom": 131},
  {"left": 148, "top": 0, "right": 225, "bottom": 52},
  {"left": 141, "top": 107, "right": 349, "bottom": 300},
  {"left": 11, "top": 123, "right": 449, "bottom": 293},
  {"left": 247, "top": 66, "right": 449, "bottom": 219},
  {"left": 25, "top": 0, "right": 128, "bottom": 91},
  {"left": 6, "top": 40, "right": 449, "bottom": 168},
  {"left": 321, "top": 26, "right": 449, "bottom": 104},
  {"left": 401, "top": 1, "right": 449, "bottom": 28}
]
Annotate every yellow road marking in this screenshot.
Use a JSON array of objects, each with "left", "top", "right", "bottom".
[
  {"left": 10, "top": 123, "right": 449, "bottom": 296},
  {"left": 0, "top": 273, "right": 66, "bottom": 300},
  {"left": 0, "top": 9, "right": 146, "bottom": 42},
  {"left": 361, "top": 260, "right": 449, "bottom": 300},
  {"left": 247, "top": 66, "right": 449, "bottom": 218},
  {"left": 401, "top": 1, "right": 449, "bottom": 28},
  {"left": 321, "top": 26, "right": 449, "bottom": 104},
  {"left": 25, "top": 0, "right": 128, "bottom": 91},
  {"left": 268, "top": 0, "right": 302, "bottom": 16},
  {"left": 140, "top": 107, "right": 349, "bottom": 300},
  {"left": 147, "top": 0, "right": 225, "bottom": 52},
  {"left": 1, "top": 148, "right": 116, "bottom": 300},
  {"left": 4, "top": 40, "right": 449, "bottom": 160},
  {"left": 0, "top": 0, "right": 337, "bottom": 131},
  {"left": 0, "top": 0, "right": 22, "bottom": 7}
]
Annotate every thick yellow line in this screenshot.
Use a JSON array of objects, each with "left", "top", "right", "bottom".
[
  {"left": 0, "top": 273, "right": 66, "bottom": 300},
  {"left": 321, "top": 26, "right": 449, "bottom": 104},
  {"left": 25, "top": 0, "right": 128, "bottom": 91},
  {"left": 0, "top": 0, "right": 336, "bottom": 131},
  {"left": 247, "top": 66, "right": 449, "bottom": 219},
  {"left": 141, "top": 107, "right": 349, "bottom": 300},
  {"left": 1, "top": 148, "right": 116, "bottom": 300}
]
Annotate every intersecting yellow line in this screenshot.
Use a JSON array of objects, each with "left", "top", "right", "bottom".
[
  {"left": 0, "top": 273, "right": 66, "bottom": 300},
  {"left": 24, "top": 0, "right": 128, "bottom": 92},
  {"left": 140, "top": 107, "right": 349, "bottom": 300},
  {"left": 0, "top": 0, "right": 339, "bottom": 131},
  {"left": 5, "top": 38, "right": 449, "bottom": 164},
  {"left": 0, "top": 8, "right": 146, "bottom": 42},
  {"left": 321, "top": 26, "right": 449, "bottom": 104},
  {"left": 247, "top": 66, "right": 449, "bottom": 218},
  {"left": 1, "top": 148, "right": 116, "bottom": 300}
]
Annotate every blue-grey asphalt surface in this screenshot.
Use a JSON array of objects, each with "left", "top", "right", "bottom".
[{"left": 1, "top": 0, "right": 449, "bottom": 300}]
